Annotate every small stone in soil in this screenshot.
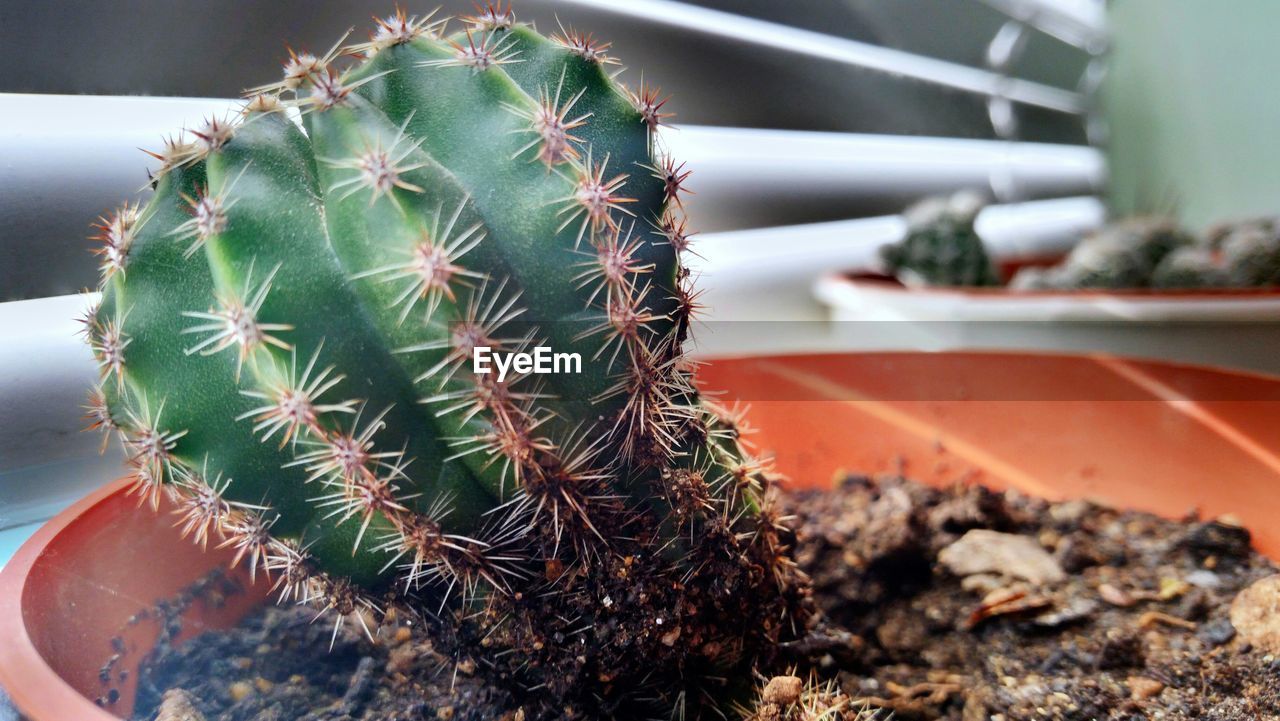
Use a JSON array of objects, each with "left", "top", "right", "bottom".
[
  {"left": 1032, "top": 598, "right": 1097, "bottom": 629},
  {"left": 1201, "top": 618, "right": 1237, "bottom": 646},
  {"left": 1098, "top": 582, "right": 1136, "bottom": 607},
  {"left": 226, "top": 682, "right": 251, "bottom": 703},
  {"left": 761, "top": 675, "right": 803, "bottom": 706},
  {"left": 154, "top": 689, "right": 205, "bottom": 721},
  {"left": 938, "top": 529, "right": 1065, "bottom": 585},
  {"left": 1229, "top": 574, "right": 1280, "bottom": 653},
  {"left": 1128, "top": 676, "right": 1165, "bottom": 701}
]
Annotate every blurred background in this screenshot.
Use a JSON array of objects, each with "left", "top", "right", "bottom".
[
  {"left": 2, "top": 0, "right": 1278, "bottom": 560},
  {"left": 2, "top": 0, "right": 1108, "bottom": 301}
]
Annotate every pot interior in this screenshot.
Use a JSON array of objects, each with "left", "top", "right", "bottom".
[
  {"left": 10, "top": 352, "right": 1280, "bottom": 718},
  {"left": 19, "top": 489, "right": 266, "bottom": 718},
  {"left": 699, "top": 353, "right": 1280, "bottom": 553}
]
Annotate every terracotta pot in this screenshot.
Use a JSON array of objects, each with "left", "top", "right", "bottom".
[
  {"left": 815, "top": 274, "right": 1280, "bottom": 375},
  {"left": 3, "top": 351, "right": 1279, "bottom": 720}
]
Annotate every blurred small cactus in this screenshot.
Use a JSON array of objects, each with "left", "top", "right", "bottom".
[
  {"left": 1150, "top": 246, "right": 1232, "bottom": 289},
  {"left": 1215, "top": 217, "right": 1280, "bottom": 287},
  {"left": 1011, "top": 217, "right": 1192, "bottom": 290},
  {"left": 880, "top": 191, "right": 999, "bottom": 288},
  {"left": 1012, "top": 215, "right": 1280, "bottom": 291}
]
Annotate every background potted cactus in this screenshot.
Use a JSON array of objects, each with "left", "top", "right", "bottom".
[
  {"left": 815, "top": 0, "right": 1280, "bottom": 377},
  {"left": 816, "top": 193, "right": 1280, "bottom": 376}
]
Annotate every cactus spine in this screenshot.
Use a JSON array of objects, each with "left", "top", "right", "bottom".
[{"left": 83, "top": 6, "right": 803, "bottom": 717}]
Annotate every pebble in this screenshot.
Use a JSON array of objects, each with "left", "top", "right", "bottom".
[
  {"left": 1128, "top": 676, "right": 1165, "bottom": 700},
  {"left": 1099, "top": 583, "right": 1136, "bottom": 607},
  {"left": 1186, "top": 570, "right": 1221, "bottom": 589},
  {"left": 762, "top": 675, "right": 803, "bottom": 705},
  {"left": 1199, "top": 618, "right": 1237, "bottom": 646},
  {"left": 1158, "top": 577, "right": 1190, "bottom": 601},
  {"left": 227, "top": 681, "right": 253, "bottom": 703},
  {"left": 939, "top": 530, "right": 1065, "bottom": 585},
  {"left": 153, "top": 689, "right": 206, "bottom": 721},
  {"left": 1049, "top": 499, "right": 1093, "bottom": 523},
  {"left": 1230, "top": 574, "right": 1280, "bottom": 653},
  {"left": 1034, "top": 598, "right": 1097, "bottom": 629}
]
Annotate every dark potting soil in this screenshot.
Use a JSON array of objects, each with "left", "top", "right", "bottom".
[
  {"left": 132, "top": 475, "right": 1280, "bottom": 721},
  {"left": 784, "top": 476, "right": 1280, "bottom": 720}
]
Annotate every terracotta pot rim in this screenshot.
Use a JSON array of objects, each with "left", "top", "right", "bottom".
[
  {"left": 0, "top": 476, "right": 132, "bottom": 721},
  {"left": 838, "top": 273, "right": 1280, "bottom": 300}
]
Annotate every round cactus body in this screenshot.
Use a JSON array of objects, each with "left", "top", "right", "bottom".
[
  {"left": 1009, "top": 217, "right": 1194, "bottom": 291},
  {"left": 1059, "top": 218, "right": 1191, "bottom": 289},
  {"left": 1054, "top": 233, "right": 1157, "bottom": 289},
  {"left": 881, "top": 191, "right": 1000, "bottom": 288},
  {"left": 83, "top": 8, "right": 802, "bottom": 716},
  {"left": 1150, "top": 246, "right": 1232, "bottom": 289},
  {"left": 1218, "top": 218, "right": 1280, "bottom": 287}
]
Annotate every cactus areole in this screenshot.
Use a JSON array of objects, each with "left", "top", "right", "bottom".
[{"left": 82, "top": 5, "right": 807, "bottom": 718}]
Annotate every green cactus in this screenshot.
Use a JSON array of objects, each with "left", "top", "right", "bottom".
[
  {"left": 1057, "top": 217, "right": 1191, "bottom": 289},
  {"left": 82, "top": 7, "right": 803, "bottom": 717},
  {"left": 1150, "top": 246, "right": 1232, "bottom": 289},
  {"left": 982, "top": 213, "right": 1280, "bottom": 292},
  {"left": 880, "top": 191, "right": 999, "bottom": 288},
  {"left": 1010, "top": 217, "right": 1194, "bottom": 290},
  {"left": 1217, "top": 217, "right": 1280, "bottom": 287}
]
